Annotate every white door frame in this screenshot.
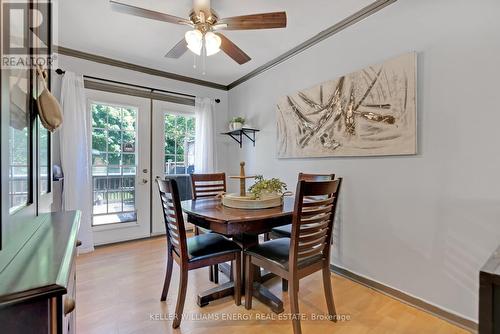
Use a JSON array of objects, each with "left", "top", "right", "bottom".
[
  {"left": 86, "top": 89, "right": 151, "bottom": 245},
  {"left": 151, "top": 100, "right": 195, "bottom": 235}
]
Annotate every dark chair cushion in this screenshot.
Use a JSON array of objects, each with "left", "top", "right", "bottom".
[
  {"left": 198, "top": 227, "right": 213, "bottom": 234},
  {"left": 270, "top": 224, "right": 291, "bottom": 238},
  {"left": 187, "top": 233, "right": 240, "bottom": 261},
  {"left": 246, "top": 238, "right": 323, "bottom": 270}
]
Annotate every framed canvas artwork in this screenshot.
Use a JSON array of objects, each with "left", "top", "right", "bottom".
[{"left": 276, "top": 52, "right": 417, "bottom": 158}]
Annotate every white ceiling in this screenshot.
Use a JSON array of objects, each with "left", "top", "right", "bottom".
[{"left": 55, "top": 0, "right": 375, "bottom": 86}]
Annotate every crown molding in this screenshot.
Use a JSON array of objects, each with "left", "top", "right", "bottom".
[{"left": 53, "top": 45, "right": 228, "bottom": 91}]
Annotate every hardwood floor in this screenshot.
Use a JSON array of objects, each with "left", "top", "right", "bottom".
[{"left": 76, "top": 237, "right": 468, "bottom": 334}]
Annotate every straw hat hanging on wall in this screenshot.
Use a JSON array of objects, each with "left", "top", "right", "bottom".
[{"left": 36, "top": 66, "right": 63, "bottom": 132}]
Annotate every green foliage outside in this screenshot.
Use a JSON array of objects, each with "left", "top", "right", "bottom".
[
  {"left": 91, "top": 104, "right": 195, "bottom": 167},
  {"left": 91, "top": 104, "right": 136, "bottom": 166},
  {"left": 9, "top": 119, "right": 49, "bottom": 168},
  {"left": 9, "top": 127, "right": 28, "bottom": 166},
  {"left": 8, "top": 124, "right": 28, "bottom": 209},
  {"left": 164, "top": 114, "right": 195, "bottom": 159},
  {"left": 39, "top": 119, "right": 49, "bottom": 194}
]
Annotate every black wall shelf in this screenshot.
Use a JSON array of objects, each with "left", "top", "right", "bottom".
[{"left": 221, "top": 128, "right": 260, "bottom": 148}]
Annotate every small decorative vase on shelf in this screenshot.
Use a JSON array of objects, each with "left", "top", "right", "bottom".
[
  {"left": 229, "top": 122, "right": 243, "bottom": 131},
  {"left": 228, "top": 117, "right": 245, "bottom": 131}
]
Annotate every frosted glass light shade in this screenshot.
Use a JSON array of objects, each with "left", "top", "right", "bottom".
[
  {"left": 185, "top": 30, "right": 202, "bottom": 56},
  {"left": 204, "top": 31, "right": 221, "bottom": 56},
  {"left": 193, "top": 0, "right": 210, "bottom": 10}
]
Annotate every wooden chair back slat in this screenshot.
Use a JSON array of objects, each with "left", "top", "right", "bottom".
[
  {"left": 298, "top": 222, "right": 329, "bottom": 235},
  {"left": 165, "top": 212, "right": 176, "bottom": 220},
  {"left": 300, "top": 214, "right": 332, "bottom": 225},
  {"left": 297, "top": 218, "right": 329, "bottom": 255},
  {"left": 299, "top": 173, "right": 336, "bottom": 205},
  {"left": 157, "top": 179, "right": 188, "bottom": 260},
  {"left": 171, "top": 238, "right": 181, "bottom": 248},
  {"left": 289, "top": 178, "right": 342, "bottom": 270},
  {"left": 194, "top": 192, "right": 224, "bottom": 198},
  {"left": 298, "top": 229, "right": 329, "bottom": 244},
  {"left": 297, "top": 244, "right": 326, "bottom": 259},
  {"left": 194, "top": 183, "right": 225, "bottom": 189},
  {"left": 168, "top": 225, "right": 179, "bottom": 234},
  {"left": 301, "top": 205, "right": 333, "bottom": 217},
  {"left": 302, "top": 197, "right": 335, "bottom": 207},
  {"left": 191, "top": 173, "right": 227, "bottom": 199},
  {"left": 297, "top": 238, "right": 327, "bottom": 252}
]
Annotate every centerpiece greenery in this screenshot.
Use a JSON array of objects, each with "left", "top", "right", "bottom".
[{"left": 248, "top": 175, "right": 287, "bottom": 199}]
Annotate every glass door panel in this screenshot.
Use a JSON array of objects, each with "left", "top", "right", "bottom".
[
  {"left": 87, "top": 90, "right": 150, "bottom": 245},
  {"left": 91, "top": 103, "right": 138, "bottom": 226},
  {"left": 151, "top": 100, "right": 195, "bottom": 235}
]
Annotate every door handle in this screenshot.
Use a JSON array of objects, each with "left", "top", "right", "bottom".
[{"left": 141, "top": 178, "right": 148, "bottom": 184}]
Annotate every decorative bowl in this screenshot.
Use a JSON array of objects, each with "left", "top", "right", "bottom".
[{"left": 221, "top": 193, "right": 282, "bottom": 209}]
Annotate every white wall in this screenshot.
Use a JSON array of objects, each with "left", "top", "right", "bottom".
[
  {"left": 227, "top": 0, "right": 500, "bottom": 322},
  {"left": 51, "top": 54, "right": 230, "bottom": 210}
]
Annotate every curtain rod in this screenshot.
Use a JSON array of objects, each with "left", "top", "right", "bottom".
[{"left": 54, "top": 68, "right": 221, "bottom": 103}]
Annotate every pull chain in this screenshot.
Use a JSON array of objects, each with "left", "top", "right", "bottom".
[{"left": 202, "top": 40, "right": 206, "bottom": 76}]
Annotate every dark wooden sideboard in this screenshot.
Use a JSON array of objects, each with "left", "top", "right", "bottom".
[
  {"left": 480, "top": 245, "right": 500, "bottom": 334},
  {"left": 0, "top": 211, "right": 81, "bottom": 334}
]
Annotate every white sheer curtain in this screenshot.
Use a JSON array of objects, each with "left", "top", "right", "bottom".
[
  {"left": 194, "top": 97, "right": 216, "bottom": 173},
  {"left": 60, "top": 72, "right": 94, "bottom": 253}
]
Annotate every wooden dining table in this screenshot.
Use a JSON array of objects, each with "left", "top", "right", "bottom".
[{"left": 181, "top": 196, "right": 295, "bottom": 314}]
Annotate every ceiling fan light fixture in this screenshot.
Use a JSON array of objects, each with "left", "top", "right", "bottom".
[
  {"left": 111, "top": 1, "right": 286, "bottom": 65},
  {"left": 185, "top": 29, "right": 203, "bottom": 55},
  {"left": 204, "top": 31, "right": 221, "bottom": 56}
]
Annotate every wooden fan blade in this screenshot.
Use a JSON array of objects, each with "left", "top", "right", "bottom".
[
  {"left": 217, "top": 12, "right": 286, "bottom": 30},
  {"left": 165, "top": 39, "right": 188, "bottom": 58},
  {"left": 216, "top": 33, "right": 251, "bottom": 65},
  {"left": 110, "top": 1, "right": 191, "bottom": 25}
]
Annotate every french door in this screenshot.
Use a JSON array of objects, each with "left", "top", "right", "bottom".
[
  {"left": 151, "top": 100, "right": 195, "bottom": 235},
  {"left": 87, "top": 90, "right": 151, "bottom": 245}
]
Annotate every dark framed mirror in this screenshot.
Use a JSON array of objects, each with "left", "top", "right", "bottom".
[{"left": 0, "top": 0, "right": 52, "bottom": 262}]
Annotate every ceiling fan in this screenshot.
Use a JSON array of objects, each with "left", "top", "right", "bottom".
[{"left": 110, "top": 0, "right": 287, "bottom": 65}]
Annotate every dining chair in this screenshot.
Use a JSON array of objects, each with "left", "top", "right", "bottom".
[
  {"left": 157, "top": 178, "right": 241, "bottom": 329},
  {"left": 267, "top": 172, "right": 336, "bottom": 240},
  {"left": 245, "top": 178, "right": 342, "bottom": 334},
  {"left": 190, "top": 172, "right": 227, "bottom": 283},
  {"left": 190, "top": 172, "right": 227, "bottom": 202},
  {"left": 265, "top": 172, "right": 335, "bottom": 291}
]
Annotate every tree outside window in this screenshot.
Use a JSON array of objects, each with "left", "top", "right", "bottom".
[
  {"left": 164, "top": 114, "right": 195, "bottom": 175},
  {"left": 91, "top": 103, "right": 137, "bottom": 225}
]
